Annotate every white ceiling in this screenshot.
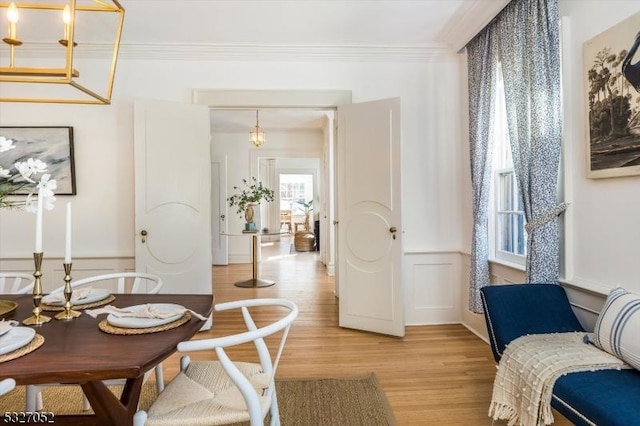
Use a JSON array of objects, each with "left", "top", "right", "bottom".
[
  {"left": 118, "top": 0, "right": 505, "bottom": 131},
  {"left": 122, "top": 0, "right": 470, "bottom": 47}
]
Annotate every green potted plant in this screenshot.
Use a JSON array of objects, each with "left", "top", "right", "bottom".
[
  {"left": 227, "top": 177, "right": 275, "bottom": 232},
  {"left": 296, "top": 199, "right": 313, "bottom": 232}
]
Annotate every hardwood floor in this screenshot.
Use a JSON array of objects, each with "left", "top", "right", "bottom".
[{"left": 162, "top": 235, "right": 571, "bottom": 425}]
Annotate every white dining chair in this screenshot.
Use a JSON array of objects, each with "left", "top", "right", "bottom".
[
  {"left": 26, "top": 272, "right": 164, "bottom": 412},
  {"left": 0, "top": 272, "right": 35, "bottom": 294},
  {"left": 0, "top": 378, "right": 16, "bottom": 396},
  {"left": 133, "top": 298, "right": 299, "bottom": 426}
]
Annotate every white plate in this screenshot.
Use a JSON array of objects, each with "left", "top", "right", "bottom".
[
  {"left": 0, "top": 326, "right": 36, "bottom": 355},
  {"left": 0, "top": 325, "right": 13, "bottom": 337},
  {"left": 107, "top": 303, "right": 184, "bottom": 329},
  {"left": 42, "top": 288, "right": 111, "bottom": 306}
]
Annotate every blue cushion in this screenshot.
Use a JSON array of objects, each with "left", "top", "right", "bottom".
[
  {"left": 480, "top": 284, "right": 584, "bottom": 361},
  {"left": 553, "top": 369, "right": 640, "bottom": 426}
]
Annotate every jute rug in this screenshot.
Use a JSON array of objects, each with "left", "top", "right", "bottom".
[{"left": 0, "top": 373, "right": 396, "bottom": 426}]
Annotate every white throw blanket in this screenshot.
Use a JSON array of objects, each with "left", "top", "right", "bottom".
[{"left": 489, "top": 332, "right": 629, "bottom": 426}]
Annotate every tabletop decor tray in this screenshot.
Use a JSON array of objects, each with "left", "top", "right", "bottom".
[
  {"left": 41, "top": 294, "right": 116, "bottom": 312},
  {"left": 0, "top": 300, "right": 18, "bottom": 319},
  {"left": 98, "top": 312, "right": 191, "bottom": 335},
  {"left": 0, "top": 333, "right": 44, "bottom": 364}
]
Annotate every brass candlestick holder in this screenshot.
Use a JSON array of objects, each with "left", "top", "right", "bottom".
[
  {"left": 23, "top": 252, "right": 51, "bottom": 326},
  {"left": 55, "top": 263, "right": 80, "bottom": 320}
]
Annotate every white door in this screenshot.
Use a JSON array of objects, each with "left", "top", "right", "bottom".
[
  {"left": 134, "top": 99, "right": 212, "bottom": 294},
  {"left": 211, "top": 155, "right": 228, "bottom": 265},
  {"left": 337, "top": 98, "right": 404, "bottom": 337}
]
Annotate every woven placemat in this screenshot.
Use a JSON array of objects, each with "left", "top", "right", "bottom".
[
  {"left": 41, "top": 294, "right": 116, "bottom": 312},
  {"left": 0, "top": 333, "right": 44, "bottom": 363},
  {"left": 98, "top": 312, "right": 191, "bottom": 335}
]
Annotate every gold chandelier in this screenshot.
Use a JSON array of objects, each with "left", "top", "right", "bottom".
[
  {"left": 0, "top": 0, "right": 124, "bottom": 104},
  {"left": 249, "top": 110, "right": 265, "bottom": 147}
]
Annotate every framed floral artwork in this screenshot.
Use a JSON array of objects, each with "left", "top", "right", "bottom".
[
  {"left": 0, "top": 126, "right": 76, "bottom": 195},
  {"left": 583, "top": 12, "right": 640, "bottom": 178}
]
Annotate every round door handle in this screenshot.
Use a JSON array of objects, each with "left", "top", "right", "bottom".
[
  {"left": 389, "top": 227, "right": 397, "bottom": 240},
  {"left": 221, "top": 214, "right": 225, "bottom": 220},
  {"left": 141, "top": 229, "right": 148, "bottom": 243}
]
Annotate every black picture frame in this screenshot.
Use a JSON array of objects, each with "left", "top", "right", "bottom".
[{"left": 0, "top": 126, "right": 76, "bottom": 195}]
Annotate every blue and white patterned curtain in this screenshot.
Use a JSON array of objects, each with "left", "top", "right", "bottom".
[
  {"left": 466, "top": 29, "right": 499, "bottom": 314},
  {"left": 466, "top": 0, "right": 565, "bottom": 312},
  {"left": 496, "top": 0, "right": 566, "bottom": 283}
]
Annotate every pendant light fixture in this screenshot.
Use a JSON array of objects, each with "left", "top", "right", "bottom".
[
  {"left": 0, "top": 0, "right": 125, "bottom": 104},
  {"left": 249, "top": 110, "right": 265, "bottom": 147}
]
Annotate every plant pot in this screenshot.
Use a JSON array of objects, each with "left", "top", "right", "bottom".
[
  {"left": 244, "top": 203, "right": 259, "bottom": 232},
  {"left": 294, "top": 231, "right": 315, "bottom": 252}
]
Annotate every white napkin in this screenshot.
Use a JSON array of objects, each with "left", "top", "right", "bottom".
[
  {"left": 84, "top": 304, "right": 209, "bottom": 321},
  {"left": 42, "top": 287, "right": 93, "bottom": 305},
  {"left": 0, "top": 320, "right": 18, "bottom": 336}
]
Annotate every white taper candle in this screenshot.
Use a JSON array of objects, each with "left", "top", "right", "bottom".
[
  {"left": 35, "top": 189, "right": 43, "bottom": 253},
  {"left": 65, "top": 202, "right": 72, "bottom": 263}
]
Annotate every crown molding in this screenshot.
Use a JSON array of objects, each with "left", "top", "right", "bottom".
[
  {"left": 14, "top": 42, "right": 460, "bottom": 63},
  {"left": 436, "top": 0, "right": 511, "bottom": 53}
]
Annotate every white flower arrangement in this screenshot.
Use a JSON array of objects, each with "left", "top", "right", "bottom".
[{"left": 0, "top": 136, "right": 57, "bottom": 211}]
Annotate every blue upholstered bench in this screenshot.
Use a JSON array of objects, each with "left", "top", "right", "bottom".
[{"left": 480, "top": 284, "right": 640, "bottom": 426}]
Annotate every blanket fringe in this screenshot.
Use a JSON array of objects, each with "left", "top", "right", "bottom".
[{"left": 489, "top": 401, "right": 520, "bottom": 426}]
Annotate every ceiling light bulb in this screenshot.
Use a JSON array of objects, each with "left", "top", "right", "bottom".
[
  {"left": 62, "top": 5, "right": 71, "bottom": 40},
  {"left": 7, "top": 3, "right": 19, "bottom": 24},
  {"left": 63, "top": 5, "right": 71, "bottom": 24},
  {"left": 7, "top": 2, "right": 18, "bottom": 40}
]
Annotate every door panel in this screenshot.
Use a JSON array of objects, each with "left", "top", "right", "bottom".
[
  {"left": 337, "top": 98, "right": 403, "bottom": 337},
  {"left": 134, "top": 99, "right": 212, "bottom": 294}
]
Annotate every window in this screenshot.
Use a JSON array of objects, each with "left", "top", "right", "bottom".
[
  {"left": 279, "top": 174, "right": 313, "bottom": 215},
  {"left": 489, "top": 69, "right": 527, "bottom": 265}
]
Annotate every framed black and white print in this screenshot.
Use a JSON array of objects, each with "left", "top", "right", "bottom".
[
  {"left": 0, "top": 126, "right": 77, "bottom": 195},
  {"left": 583, "top": 11, "right": 640, "bottom": 179}
]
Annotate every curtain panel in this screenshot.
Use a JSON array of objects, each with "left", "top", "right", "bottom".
[
  {"left": 466, "top": 0, "right": 564, "bottom": 312},
  {"left": 496, "top": 0, "right": 566, "bottom": 283},
  {"left": 466, "top": 30, "right": 499, "bottom": 314}
]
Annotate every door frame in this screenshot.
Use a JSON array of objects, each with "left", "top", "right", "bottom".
[{"left": 194, "top": 90, "right": 350, "bottom": 275}]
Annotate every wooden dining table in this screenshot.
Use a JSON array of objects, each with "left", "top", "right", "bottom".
[{"left": 0, "top": 293, "right": 213, "bottom": 426}]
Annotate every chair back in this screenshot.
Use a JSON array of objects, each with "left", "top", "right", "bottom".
[
  {"left": 178, "top": 298, "right": 299, "bottom": 422},
  {"left": 0, "top": 378, "right": 16, "bottom": 396},
  {"left": 50, "top": 272, "right": 163, "bottom": 295},
  {"left": 480, "top": 284, "right": 584, "bottom": 362},
  {"left": 0, "top": 272, "right": 35, "bottom": 294}
]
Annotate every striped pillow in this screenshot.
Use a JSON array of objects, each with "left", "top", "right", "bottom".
[{"left": 593, "top": 287, "right": 640, "bottom": 370}]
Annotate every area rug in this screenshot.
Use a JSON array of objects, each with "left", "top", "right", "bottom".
[{"left": 0, "top": 373, "right": 397, "bottom": 426}]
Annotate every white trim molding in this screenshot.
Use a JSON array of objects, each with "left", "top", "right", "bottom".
[{"left": 436, "top": 0, "right": 511, "bottom": 53}]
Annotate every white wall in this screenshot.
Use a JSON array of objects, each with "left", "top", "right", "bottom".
[
  {"left": 1, "top": 56, "right": 463, "bottom": 265},
  {"left": 559, "top": 0, "right": 640, "bottom": 294}
]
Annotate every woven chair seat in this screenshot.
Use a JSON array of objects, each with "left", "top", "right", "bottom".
[{"left": 145, "top": 361, "right": 271, "bottom": 426}]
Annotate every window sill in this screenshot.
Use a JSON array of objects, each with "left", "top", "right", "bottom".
[{"left": 488, "top": 257, "right": 526, "bottom": 272}]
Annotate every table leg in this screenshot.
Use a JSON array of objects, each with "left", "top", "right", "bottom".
[
  {"left": 234, "top": 234, "right": 275, "bottom": 288},
  {"left": 81, "top": 376, "right": 144, "bottom": 426}
]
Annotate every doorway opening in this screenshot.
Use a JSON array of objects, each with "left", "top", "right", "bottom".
[{"left": 279, "top": 172, "right": 314, "bottom": 233}]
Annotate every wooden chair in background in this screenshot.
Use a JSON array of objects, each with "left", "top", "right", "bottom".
[{"left": 280, "top": 210, "right": 292, "bottom": 233}]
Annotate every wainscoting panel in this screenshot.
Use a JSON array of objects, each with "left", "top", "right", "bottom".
[
  {"left": 0, "top": 257, "right": 135, "bottom": 293},
  {"left": 404, "top": 252, "right": 461, "bottom": 325}
]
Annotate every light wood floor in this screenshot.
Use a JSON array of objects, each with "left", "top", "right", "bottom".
[{"left": 162, "top": 235, "right": 571, "bottom": 425}]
